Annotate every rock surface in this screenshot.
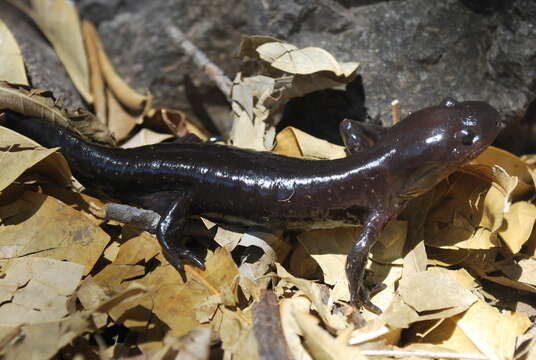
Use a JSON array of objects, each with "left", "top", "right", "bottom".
[
  {"left": 249, "top": 0, "right": 536, "bottom": 127},
  {"left": 3, "top": 0, "right": 535, "bottom": 147}
]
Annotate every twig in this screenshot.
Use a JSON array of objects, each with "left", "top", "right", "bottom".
[
  {"left": 252, "top": 290, "right": 293, "bottom": 360},
  {"left": 102, "top": 203, "right": 160, "bottom": 232},
  {"left": 359, "top": 349, "right": 487, "bottom": 359},
  {"left": 391, "top": 99, "right": 400, "bottom": 124},
  {"left": 348, "top": 326, "right": 390, "bottom": 345},
  {"left": 166, "top": 25, "right": 233, "bottom": 98}
]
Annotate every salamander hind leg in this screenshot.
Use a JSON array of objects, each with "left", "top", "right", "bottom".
[
  {"left": 346, "top": 211, "right": 391, "bottom": 314},
  {"left": 157, "top": 192, "right": 205, "bottom": 271}
]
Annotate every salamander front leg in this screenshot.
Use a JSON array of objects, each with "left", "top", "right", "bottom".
[
  {"left": 339, "top": 119, "right": 386, "bottom": 153},
  {"left": 157, "top": 194, "right": 205, "bottom": 271},
  {"left": 346, "top": 211, "right": 391, "bottom": 314}
]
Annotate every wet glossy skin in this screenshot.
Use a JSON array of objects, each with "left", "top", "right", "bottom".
[{"left": 3, "top": 99, "right": 503, "bottom": 313}]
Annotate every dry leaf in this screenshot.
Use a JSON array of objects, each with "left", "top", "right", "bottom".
[
  {"left": 398, "top": 270, "right": 478, "bottom": 312},
  {"left": 230, "top": 36, "right": 359, "bottom": 150},
  {"left": 501, "top": 258, "right": 536, "bottom": 286},
  {"left": 279, "top": 297, "right": 314, "bottom": 360},
  {"left": 0, "top": 81, "right": 114, "bottom": 144},
  {"left": 82, "top": 20, "right": 106, "bottom": 123},
  {"left": 256, "top": 42, "right": 358, "bottom": 76},
  {"left": 405, "top": 300, "right": 530, "bottom": 360},
  {"left": 95, "top": 246, "right": 240, "bottom": 337},
  {"left": 273, "top": 126, "right": 346, "bottom": 159},
  {"left": 106, "top": 87, "right": 141, "bottom": 141},
  {"left": 219, "top": 307, "right": 257, "bottom": 360},
  {"left": 0, "top": 258, "right": 83, "bottom": 324},
  {"left": 121, "top": 128, "right": 174, "bottom": 148},
  {"left": 380, "top": 294, "right": 420, "bottom": 329},
  {"left": 238, "top": 231, "right": 288, "bottom": 300},
  {"left": 498, "top": 201, "right": 536, "bottom": 253},
  {"left": 0, "top": 312, "right": 91, "bottom": 360},
  {"left": 292, "top": 310, "right": 367, "bottom": 360},
  {"left": 145, "top": 107, "right": 189, "bottom": 137},
  {"left": 471, "top": 146, "right": 533, "bottom": 185},
  {"left": 275, "top": 263, "right": 347, "bottom": 331},
  {"left": 425, "top": 172, "right": 507, "bottom": 250},
  {"left": 0, "top": 20, "right": 28, "bottom": 85},
  {"left": 7, "top": 0, "right": 92, "bottom": 102},
  {"left": 83, "top": 20, "right": 147, "bottom": 112},
  {"left": 296, "top": 221, "right": 405, "bottom": 303},
  {"left": 214, "top": 226, "right": 243, "bottom": 252},
  {"left": 0, "top": 126, "right": 71, "bottom": 192},
  {"left": 0, "top": 191, "right": 110, "bottom": 274},
  {"left": 456, "top": 301, "right": 530, "bottom": 360},
  {"left": 149, "top": 328, "right": 212, "bottom": 360}
]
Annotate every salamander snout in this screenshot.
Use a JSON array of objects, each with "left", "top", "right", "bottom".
[{"left": 459, "top": 101, "right": 502, "bottom": 144}]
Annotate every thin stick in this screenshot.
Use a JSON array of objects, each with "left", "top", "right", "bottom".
[
  {"left": 102, "top": 203, "right": 160, "bottom": 232},
  {"left": 360, "top": 349, "right": 487, "bottom": 360},
  {"left": 391, "top": 99, "right": 400, "bottom": 124},
  {"left": 166, "top": 25, "right": 233, "bottom": 98}
]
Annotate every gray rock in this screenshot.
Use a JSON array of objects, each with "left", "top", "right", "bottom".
[
  {"left": 5, "top": 0, "right": 535, "bottom": 146},
  {"left": 86, "top": 0, "right": 248, "bottom": 112},
  {"left": 0, "top": 3, "right": 85, "bottom": 109},
  {"left": 248, "top": 0, "right": 536, "bottom": 127}
]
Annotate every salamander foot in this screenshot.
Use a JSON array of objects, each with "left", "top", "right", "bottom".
[{"left": 163, "top": 246, "right": 205, "bottom": 271}]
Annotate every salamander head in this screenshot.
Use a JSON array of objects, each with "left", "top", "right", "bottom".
[{"left": 387, "top": 98, "right": 504, "bottom": 199}]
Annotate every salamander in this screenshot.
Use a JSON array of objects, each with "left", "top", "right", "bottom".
[{"left": 2, "top": 98, "right": 504, "bottom": 313}]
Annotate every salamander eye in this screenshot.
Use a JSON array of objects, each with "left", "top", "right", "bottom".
[
  {"left": 459, "top": 129, "right": 475, "bottom": 146},
  {"left": 440, "top": 97, "right": 458, "bottom": 107}
]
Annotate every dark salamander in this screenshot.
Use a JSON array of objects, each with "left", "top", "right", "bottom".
[{"left": 3, "top": 98, "right": 504, "bottom": 313}]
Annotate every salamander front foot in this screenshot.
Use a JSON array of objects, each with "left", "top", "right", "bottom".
[{"left": 156, "top": 193, "right": 205, "bottom": 272}]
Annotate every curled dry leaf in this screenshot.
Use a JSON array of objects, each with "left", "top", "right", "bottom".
[
  {"left": 292, "top": 310, "right": 367, "bottom": 360},
  {"left": 6, "top": 0, "right": 92, "bottom": 103},
  {"left": 256, "top": 42, "right": 359, "bottom": 77},
  {"left": 0, "top": 20, "right": 28, "bottom": 85},
  {"left": 145, "top": 107, "right": 190, "bottom": 137},
  {"left": 219, "top": 307, "right": 257, "bottom": 360},
  {"left": 230, "top": 36, "right": 359, "bottom": 150},
  {"left": 0, "top": 81, "right": 114, "bottom": 144},
  {"left": 425, "top": 172, "right": 508, "bottom": 251},
  {"left": 106, "top": 87, "right": 140, "bottom": 141},
  {"left": 214, "top": 226, "right": 243, "bottom": 252},
  {"left": 279, "top": 297, "right": 314, "bottom": 360},
  {"left": 498, "top": 201, "right": 536, "bottom": 253},
  {"left": 273, "top": 126, "right": 346, "bottom": 159},
  {"left": 238, "top": 231, "right": 290, "bottom": 301},
  {"left": 82, "top": 20, "right": 106, "bottom": 123},
  {"left": 83, "top": 20, "right": 148, "bottom": 112},
  {"left": 120, "top": 128, "right": 174, "bottom": 148},
  {"left": 275, "top": 263, "right": 347, "bottom": 331}
]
